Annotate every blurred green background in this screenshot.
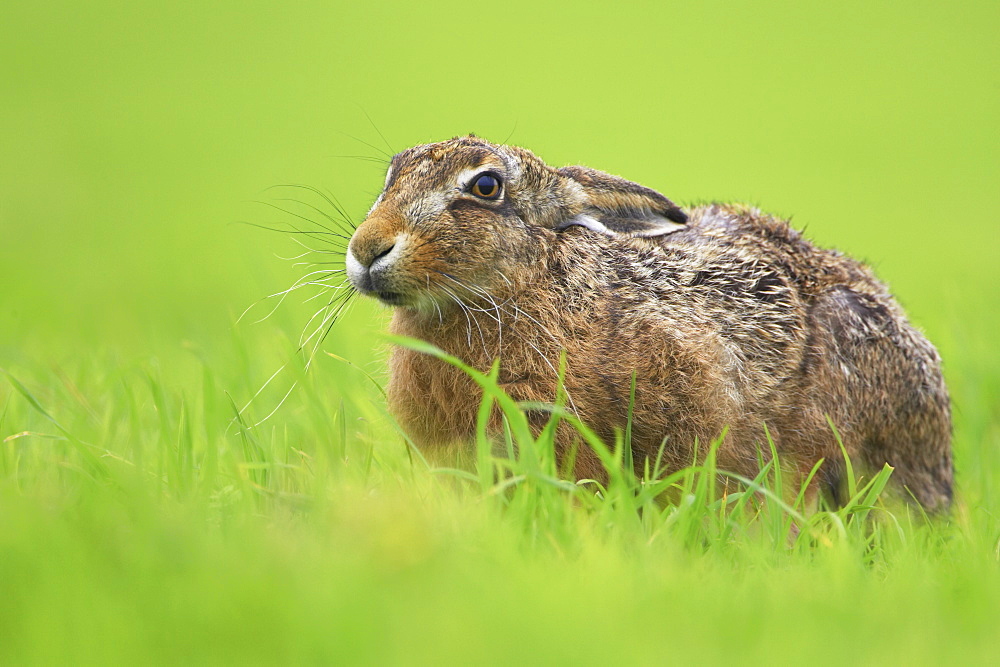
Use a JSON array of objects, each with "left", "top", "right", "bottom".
[{"left": 1, "top": 0, "right": 997, "bottom": 433}]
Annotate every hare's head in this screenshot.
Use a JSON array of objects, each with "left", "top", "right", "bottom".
[{"left": 346, "top": 135, "right": 687, "bottom": 311}]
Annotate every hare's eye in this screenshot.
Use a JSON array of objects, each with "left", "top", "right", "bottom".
[{"left": 469, "top": 173, "right": 502, "bottom": 200}]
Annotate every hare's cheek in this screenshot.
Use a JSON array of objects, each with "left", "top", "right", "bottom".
[
  {"left": 404, "top": 191, "right": 449, "bottom": 224},
  {"left": 405, "top": 238, "right": 453, "bottom": 281},
  {"left": 446, "top": 203, "right": 507, "bottom": 249}
]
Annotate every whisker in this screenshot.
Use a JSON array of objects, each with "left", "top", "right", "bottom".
[
  {"left": 302, "top": 292, "right": 357, "bottom": 370},
  {"left": 298, "top": 290, "right": 353, "bottom": 349},
  {"left": 238, "top": 360, "right": 291, "bottom": 418},
  {"left": 237, "top": 218, "right": 349, "bottom": 252},
  {"left": 237, "top": 271, "right": 325, "bottom": 325},
  {"left": 319, "top": 187, "right": 358, "bottom": 231},
  {"left": 331, "top": 154, "right": 391, "bottom": 165},
  {"left": 302, "top": 282, "right": 352, "bottom": 304},
  {"left": 275, "top": 249, "right": 315, "bottom": 262},
  {"left": 439, "top": 285, "right": 473, "bottom": 349},
  {"left": 253, "top": 201, "right": 352, "bottom": 242},
  {"left": 438, "top": 278, "right": 492, "bottom": 359},
  {"left": 287, "top": 236, "right": 347, "bottom": 256},
  {"left": 430, "top": 272, "right": 577, "bottom": 414},
  {"left": 236, "top": 179, "right": 363, "bottom": 430},
  {"left": 437, "top": 274, "right": 505, "bottom": 356},
  {"left": 360, "top": 106, "right": 395, "bottom": 154},
  {"left": 336, "top": 129, "right": 394, "bottom": 160},
  {"left": 250, "top": 379, "right": 300, "bottom": 428},
  {"left": 266, "top": 183, "right": 358, "bottom": 232},
  {"left": 270, "top": 196, "right": 356, "bottom": 237},
  {"left": 501, "top": 120, "right": 519, "bottom": 146}
]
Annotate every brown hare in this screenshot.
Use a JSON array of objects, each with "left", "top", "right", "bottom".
[{"left": 344, "top": 135, "right": 953, "bottom": 512}]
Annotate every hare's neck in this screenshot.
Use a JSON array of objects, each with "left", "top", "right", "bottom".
[
  {"left": 389, "top": 281, "right": 556, "bottom": 366},
  {"left": 390, "top": 297, "right": 504, "bottom": 353}
]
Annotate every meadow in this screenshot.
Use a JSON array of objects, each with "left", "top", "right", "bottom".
[{"left": 2, "top": 1, "right": 999, "bottom": 663}]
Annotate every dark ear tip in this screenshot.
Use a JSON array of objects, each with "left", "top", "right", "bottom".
[{"left": 666, "top": 208, "right": 688, "bottom": 224}]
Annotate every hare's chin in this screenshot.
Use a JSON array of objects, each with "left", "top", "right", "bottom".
[
  {"left": 362, "top": 287, "right": 440, "bottom": 313},
  {"left": 372, "top": 291, "right": 406, "bottom": 306}
]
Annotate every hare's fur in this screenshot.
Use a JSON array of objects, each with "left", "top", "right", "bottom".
[{"left": 346, "top": 136, "right": 953, "bottom": 512}]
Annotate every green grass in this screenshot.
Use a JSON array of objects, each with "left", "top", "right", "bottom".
[
  {"left": 2, "top": 326, "right": 999, "bottom": 663},
  {"left": 2, "top": 0, "right": 999, "bottom": 663}
]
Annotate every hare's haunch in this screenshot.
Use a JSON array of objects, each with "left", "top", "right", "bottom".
[{"left": 346, "top": 135, "right": 952, "bottom": 511}]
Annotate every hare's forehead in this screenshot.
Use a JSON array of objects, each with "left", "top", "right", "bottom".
[{"left": 387, "top": 145, "right": 518, "bottom": 192}]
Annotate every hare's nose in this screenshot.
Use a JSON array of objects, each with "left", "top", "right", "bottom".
[
  {"left": 346, "top": 235, "right": 403, "bottom": 294},
  {"left": 355, "top": 239, "right": 397, "bottom": 277},
  {"left": 370, "top": 242, "right": 395, "bottom": 269},
  {"left": 350, "top": 235, "right": 397, "bottom": 269}
]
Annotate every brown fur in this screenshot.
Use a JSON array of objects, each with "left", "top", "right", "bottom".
[{"left": 345, "top": 135, "right": 953, "bottom": 512}]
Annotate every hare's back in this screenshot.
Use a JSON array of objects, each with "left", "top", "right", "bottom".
[
  {"left": 612, "top": 203, "right": 911, "bottom": 396},
  {"left": 676, "top": 204, "right": 883, "bottom": 298}
]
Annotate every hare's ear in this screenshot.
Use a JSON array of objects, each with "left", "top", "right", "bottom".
[{"left": 555, "top": 166, "right": 687, "bottom": 238}]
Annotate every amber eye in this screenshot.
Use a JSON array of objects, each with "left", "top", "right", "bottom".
[{"left": 469, "top": 172, "right": 502, "bottom": 200}]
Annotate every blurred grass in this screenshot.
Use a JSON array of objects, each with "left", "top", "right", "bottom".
[{"left": 1, "top": 0, "right": 999, "bottom": 663}]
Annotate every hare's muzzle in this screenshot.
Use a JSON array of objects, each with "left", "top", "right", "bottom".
[{"left": 346, "top": 221, "right": 407, "bottom": 304}]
